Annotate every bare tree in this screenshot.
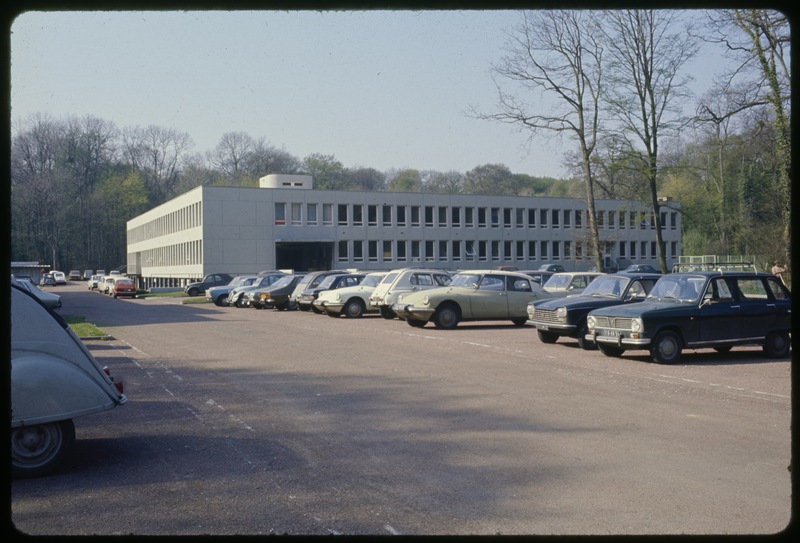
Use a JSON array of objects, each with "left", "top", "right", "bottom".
[
  {"left": 601, "top": 9, "right": 699, "bottom": 272},
  {"left": 480, "top": 10, "right": 605, "bottom": 271},
  {"left": 120, "top": 125, "right": 193, "bottom": 205},
  {"left": 210, "top": 131, "right": 257, "bottom": 184}
]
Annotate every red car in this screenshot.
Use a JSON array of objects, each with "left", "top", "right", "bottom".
[{"left": 110, "top": 277, "right": 137, "bottom": 299}]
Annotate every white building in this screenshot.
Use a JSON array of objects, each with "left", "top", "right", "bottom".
[{"left": 126, "top": 174, "right": 681, "bottom": 288}]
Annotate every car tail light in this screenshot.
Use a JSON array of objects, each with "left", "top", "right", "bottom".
[{"left": 103, "top": 366, "right": 124, "bottom": 394}]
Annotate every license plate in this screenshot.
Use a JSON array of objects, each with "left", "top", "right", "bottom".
[
  {"left": 598, "top": 329, "right": 622, "bottom": 337},
  {"left": 537, "top": 324, "right": 549, "bottom": 331}
]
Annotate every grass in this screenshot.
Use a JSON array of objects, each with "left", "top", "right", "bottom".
[{"left": 63, "top": 315, "right": 109, "bottom": 338}]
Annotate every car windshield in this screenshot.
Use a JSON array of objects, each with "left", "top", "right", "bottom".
[
  {"left": 581, "top": 276, "right": 630, "bottom": 297},
  {"left": 361, "top": 274, "right": 384, "bottom": 288},
  {"left": 543, "top": 274, "right": 572, "bottom": 289},
  {"left": 270, "top": 275, "right": 295, "bottom": 288},
  {"left": 648, "top": 275, "right": 705, "bottom": 302},
  {"left": 449, "top": 273, "right": 482, "bottom": 288}
]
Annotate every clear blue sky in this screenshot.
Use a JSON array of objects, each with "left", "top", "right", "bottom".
[{"left": 10, "top": 10, "right": 723, "bottom": 179}]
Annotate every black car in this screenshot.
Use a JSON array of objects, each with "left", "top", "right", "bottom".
[
  {"left": 585, "top": 271, "right": 791, "bottom": 363},
  {"left": 289, "top": 270, "right": 351, "bottom": 311},
  {"left": 249, "top": 275, "right": 303, "bottom": 309},
  {"left": 528, "top": 273, "right": 661, "bottom": 349},
  {"left": 184, "top": 273, "right": 233, "bottom": 296},
  {"left": 299, "top": 273, "right": 365, "bottom": 312}
]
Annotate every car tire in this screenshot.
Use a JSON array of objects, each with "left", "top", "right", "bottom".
[
  {"left": 650, "top": 330, "right": 682, "bottom": 364},
  {"left": 407, "top": 318, "right": 427, "bottom": 328},
  {"left": 380, "top": 307, "right": 396, "bottom": 319},
  {"left": 576, "top": 321, "right": 596, "bottom": 350},
  {"left": 214, "top": 295, "right": 228, "bottom": 306},
  {"left": 433, "top": 303, "right": 460, "bottom": 330},
  {"left": 344, "top": 299, "right": 365, "bottom": 318},
  {"left": 235, "top": 296, "right": 247, "bottom": 308},
  {"left": 187, "top": 287, "right": 199, "bottom": 297},
  {"left": 763, "top": 331, "right": 790, "bottom": 358},
  {"left": 511, "top": 318, "right": 528, "bottom": 326},
  {"left": 11, "top": 419, "right": 75, "bottom": 479},
  {"left": 537, "top": 330, "right": 559, "bottom": 344},
  {"left": 597, "top": 342, "right": 625, "bottom": 358}
]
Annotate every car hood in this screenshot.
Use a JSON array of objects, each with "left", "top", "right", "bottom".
[{"left": 532, "top": 294, "right": 625, "bottom": 311}]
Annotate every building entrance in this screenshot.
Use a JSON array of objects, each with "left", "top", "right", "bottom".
[{"left": 276, "top": 242, "right": 333, "bottom": 272}]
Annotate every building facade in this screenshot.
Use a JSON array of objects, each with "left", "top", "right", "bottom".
[{"left": 126, "top": 174, "right": 682, "bottom": 288}]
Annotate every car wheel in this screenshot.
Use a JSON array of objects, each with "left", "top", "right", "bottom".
[
  {"left": 763, "top": 331, "right": 790, "bottom": 358},
  {"left": 650, "top": 330, "right": 682, "bottom": 364},
  {"left": 344, "top": 299, "right": 365, "bottom": 318},
  {"left": 537, "top": 329, "right": 559, "bottom": 344},
  {"left": 511, "top": 318, "right": 528, "bottom": 326},
  {"left": 407, "top": 318, "right": 427, "bottom": 328},
  {"left": 214, "top": 295, "right": 227, "bottom": 306},
  {"left": 235, "top": 296, "right": 247, "bottom": 308},
  {"left": 433, "top": 303, "right": 460, "bottom": 330},
  {"left": 187, "top": 287, "right": 199, "bottom": 297},
  {"left": 310, "top": 305, "right": 323, "bottom": 314},
  {"left": 597, "top": 342, "right": 625, "bottom": 358},
  {"left": 380, "top": 307, "right": 396, "bottom": 319},
  {"left": 112, "top": 293, "right": 118, "bottom": 298},
  {"left": 11, "top": 419, "right": 75, "bottom": 479},
  {"left": 576, "top": 321, "right": 596, "bottom": 350}
]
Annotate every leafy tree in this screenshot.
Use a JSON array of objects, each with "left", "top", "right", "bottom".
[
  {"left": 463, "top": 163, "right": 516, "bottom": 195},
  {"left": 386, "top": 169, "right": 423, "bottom": 192},
  {"left": 301, "top": 153, "right": 346, "bottom": 190}
]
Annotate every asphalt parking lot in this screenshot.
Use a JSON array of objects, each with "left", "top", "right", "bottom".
[{"left": 9, "top": 283, "right": 793, "bottom": 536}]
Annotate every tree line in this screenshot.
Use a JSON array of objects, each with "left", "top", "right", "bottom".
[{"left": 9, "top": 9, "right": 789, "bottom": 282}]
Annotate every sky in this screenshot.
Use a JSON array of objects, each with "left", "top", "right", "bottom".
[{"left": 10, "top": 9, "right": 726, "bottom": 180}]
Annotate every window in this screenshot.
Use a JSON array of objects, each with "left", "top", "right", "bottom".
[
  {"left": 651, "top": 241, "right": 657, "bottom": 259},
  {"left": 491, "top": 207, "right": 500, "bottom": 227},
  {"left": 274, "top": 203, "right": 286, "bottom": 225},
  {"left": 452, "top": 240, "right": 461, "bottom": 261},
  {"left": 564, "top": 241, "right": 571, "bottom": 259},
  {"left": 307, "top": 203, "right": 317, "bottom": 225},
  {"left": 338, "top": 204, "right": 348, "bottom": 226},
  {"left": 397, "top": 206, "right": 406, "bottom": 226},
  {"left": 382, "top": 205, "right": 392, "bottom": 226},
  {"left": 425, "top": 240, "right": 434, "bottom": 261},
  {"left": 516, "top": 208, "right": 525, "bottom": 228},
  {"left": 629, "top": 241, "right": 636, "bottom": 258},
  {"left": 563, "top": 209, "right": 571, "bottom": 228},
  {"left": 337, "top": 240, "right": 348, "bottom": 261},
  {"left": 551, "top": 209, "right": 560, "bottom": 228},
  {"left": 618, "top": 211, "right": 626, "bottom": 229},
  {"left": 528, "top": 209, "right": 536, "bottom": 227},
  {"left": 369, "top": 240, "right": 378, "bottom": 262},
  {"left": 608, "top": 211, "right": 615, "bottom": 229},
  {"left": 425, "top": 206, "right": 434, "bottom": 227},
  {"left": 478, "top": 207, "right": 487, "bottom": 227},
  {"left": 540, "top": 241, "right": 548, "bottom": 258},
  {"left": 438, "top": 206, "right": 447, "bottom": 227},
  {"left": 479, "top": 241, "right": 487, "bottom": 261},
  {"left": 439, "top": 240, "right": 448, "bottom": 259},
  {"left": 504, "top": 240, "right": 512, "bottom": 260},
  {"left": 411, "top": 273, "right": 434, "bottom": 286},
  {"left": 528, "top": 240, "right": 537, "bottom": 259},
  {"left": 736, "top": 278, "right": 769, "bottom": 300},
  {"left": 353, "top": 240, "right": 364, "bottom": 262},
  {"left": 353, "top": 205, "right": 363, "bottom": 226},
  {"left": 552, "top": 241, "right": 560, "bottom": 260},
  {"left": 451, "top": 207, "right": 461, "bottom": 227},
  {"left": 516, "top": 241, "right": 524, "bottom": 261},
  {"left": 465, "top": 207, "right": 474, "bottom": 227},
  {"left": 368, "top": 205, "right": 378, "bottom": 226},
  {"left": 539, "top": 209, "right": 548, "bottom": 227},
  {"left": 671, "top": 212, "right": 678, "bottom": 229},
  {"left": 597, "top": 211, "right": 605, "bottom": 228},
  {"left": 478, "top": 275, "right": 505, "bottom": 291},
  {"left": 508, "top": 277, "right": 533, "bottom": 292},
  {"left": 383, "top": 240, "right": 393, "bottom": 260},
  {"left": 503, "top": 208, "right": 512, "bottom": 227},
  {"left": 397, "top": 240, "right": 407, "bottom": 261},
  {"left": 411, "top": 240, "right": 421, "bottom": 260},
  {"left": 410, "top": 206, "right": 420, "bottom": 226},
  {"left": 575, "top": 210, "right": 582, "bottom": 228},
  {"left": 291, "top": 203, "right": 302, "bottom": 225},
  {"left": 491, "top": 241, "right": 500, "bottom": 261},
  {"left": 322, "top": 204, "right": 333, "bottom": 226},
  {"left": 465, "top": 241, "right": 476, "bottom": 260},
  {"left": 641, "top": 241, "right": 648, "bottom": 259},
  {"left": 620, "top": 242, "right": 627, "bottom": 258}
]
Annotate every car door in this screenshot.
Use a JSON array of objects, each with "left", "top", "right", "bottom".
[
  {"left": 469, "top": 274, "right": 509, "bottom": 318},
  {"left": 697, "top": 277, "right": 743, "bottom": 343},
  {"left": 505, "top": 276, "right": 538, "bottom": 316},
  {"left": 733, "top": 277, "right": 781, "bottom": 340}
]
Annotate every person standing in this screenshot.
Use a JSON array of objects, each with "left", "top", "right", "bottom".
[{"left": 771, "top": 260, "right": 787, "bottom": 284}]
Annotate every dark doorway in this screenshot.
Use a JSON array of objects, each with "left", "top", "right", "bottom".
[{"left": 276, "top": 242, "right": 333, "bottom": 272}]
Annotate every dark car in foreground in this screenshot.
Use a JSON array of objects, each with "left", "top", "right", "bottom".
[
  {"left": 247, "top": 274, "right": 303, "bottom": 309},
  {"left": 585, "top": 271, "right": 791, "bottom": 363},
  {"left": 528, "top": 273, "right": 661, "bottom": 349}
]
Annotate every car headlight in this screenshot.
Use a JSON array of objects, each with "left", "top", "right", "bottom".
[
  {"left": 631, "top": 318, "right": 643, "bottom": 333},
  {"left": 587, "top": 315, "right": 596, "bottom": 330},
  {"left": 555, "top": 307, "right": 567, "bottom": 321},
  {"left": 422, "top": 295, "right": 431, "bottom": 306}
]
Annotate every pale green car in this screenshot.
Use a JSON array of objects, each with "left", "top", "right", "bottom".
[
  {"left": 391, "top": 270, "right": 540, "bottom": 329},
  {"left": 314, "top": 272, "right": 386, "bottom": 318}
]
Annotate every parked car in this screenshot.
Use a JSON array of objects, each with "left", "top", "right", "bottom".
[
  {"left": 620, "top": 264, "right": 661, "bottom": 274},
  {"left": 519, "top": 270, "right": 555, "bottom": 286},
  {"left": 10, "top": 282, "right": 126, "bottom": 477},
  {"left": 392, "top": 270, "right": 539, "bottom": 329},
  {"left": 206, "top": 275, "right": 258, "bottom": 306},
  {"left": 101, "top": 276, "right": 116, "bottom": 294},
  {"left": 585, "top": 271, "right": 792, "bottom": 364},
  {"left": 247, "top": 274, "right": 304, "bottom": 309},
  {"left": 52, "top": 271, "right": 67, "bottom": 285},
  {"left": 538, "top": 264, "right": 566, "bottom": 273},
  {"left": 184, "top": 273, "right": 234, "bottom": 297},
  {"left": 68, "top": 270, "right": 82, "bottom": 281},
  {"left": 542, "top": 272, "right": 604, "bottom": 296},
  {"left": 289, "top": 270, "right": 351, "bottom": 311},
  {"left": 88, "top": 274, "right": 102, "bottom": 290},
  {"left": 368, "top": 268, "right": 452, "bottom": 319},
  {"left": 40, "top": 273, "right": 56, "bottom": 287},
  {"left": 314, "top": 272, "right": 386, "bottom": 318},
  {"left": 12, "top": 276, "right": 62, "bottom": 310},
  {"left": 97, "top": 269, "right": 106, "bottom": 277},
  {"left": 226, "top": 273, "right": 286, "bottom": 308},
  {"left": 302, "top": 273, "right": 366, "bottom": 313},
  {"left": 83, "top": 270, "right": 94, "bottom": 280},
  {"left": 109, "top": 276, "right": 137, "bottom": 298},
  {"left": 528, "top": 273, "right": 661, "bottom": 349}
]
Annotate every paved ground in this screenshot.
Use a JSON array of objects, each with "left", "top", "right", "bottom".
[{"left": 9, "top": 283, "right": 793, "bottom": 536}]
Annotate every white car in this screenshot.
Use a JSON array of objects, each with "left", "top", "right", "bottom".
[
  {"left": 542, "top": 272, "right": 604, "bottom": 296},
  {"left": 88, "top": 274, "right": 102, "bottom": 290},
  {"left": 11, "top": 276, "right": 62, "bottom": 309},
  {"left": 314, "top": 272, "right": 386, "bottom": 318},
  {"left": 51, "top": 271, "right": 67, "bottom": 285},
  {"left": 368, "top": 268, "right": 452, "bottom": 319}
]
